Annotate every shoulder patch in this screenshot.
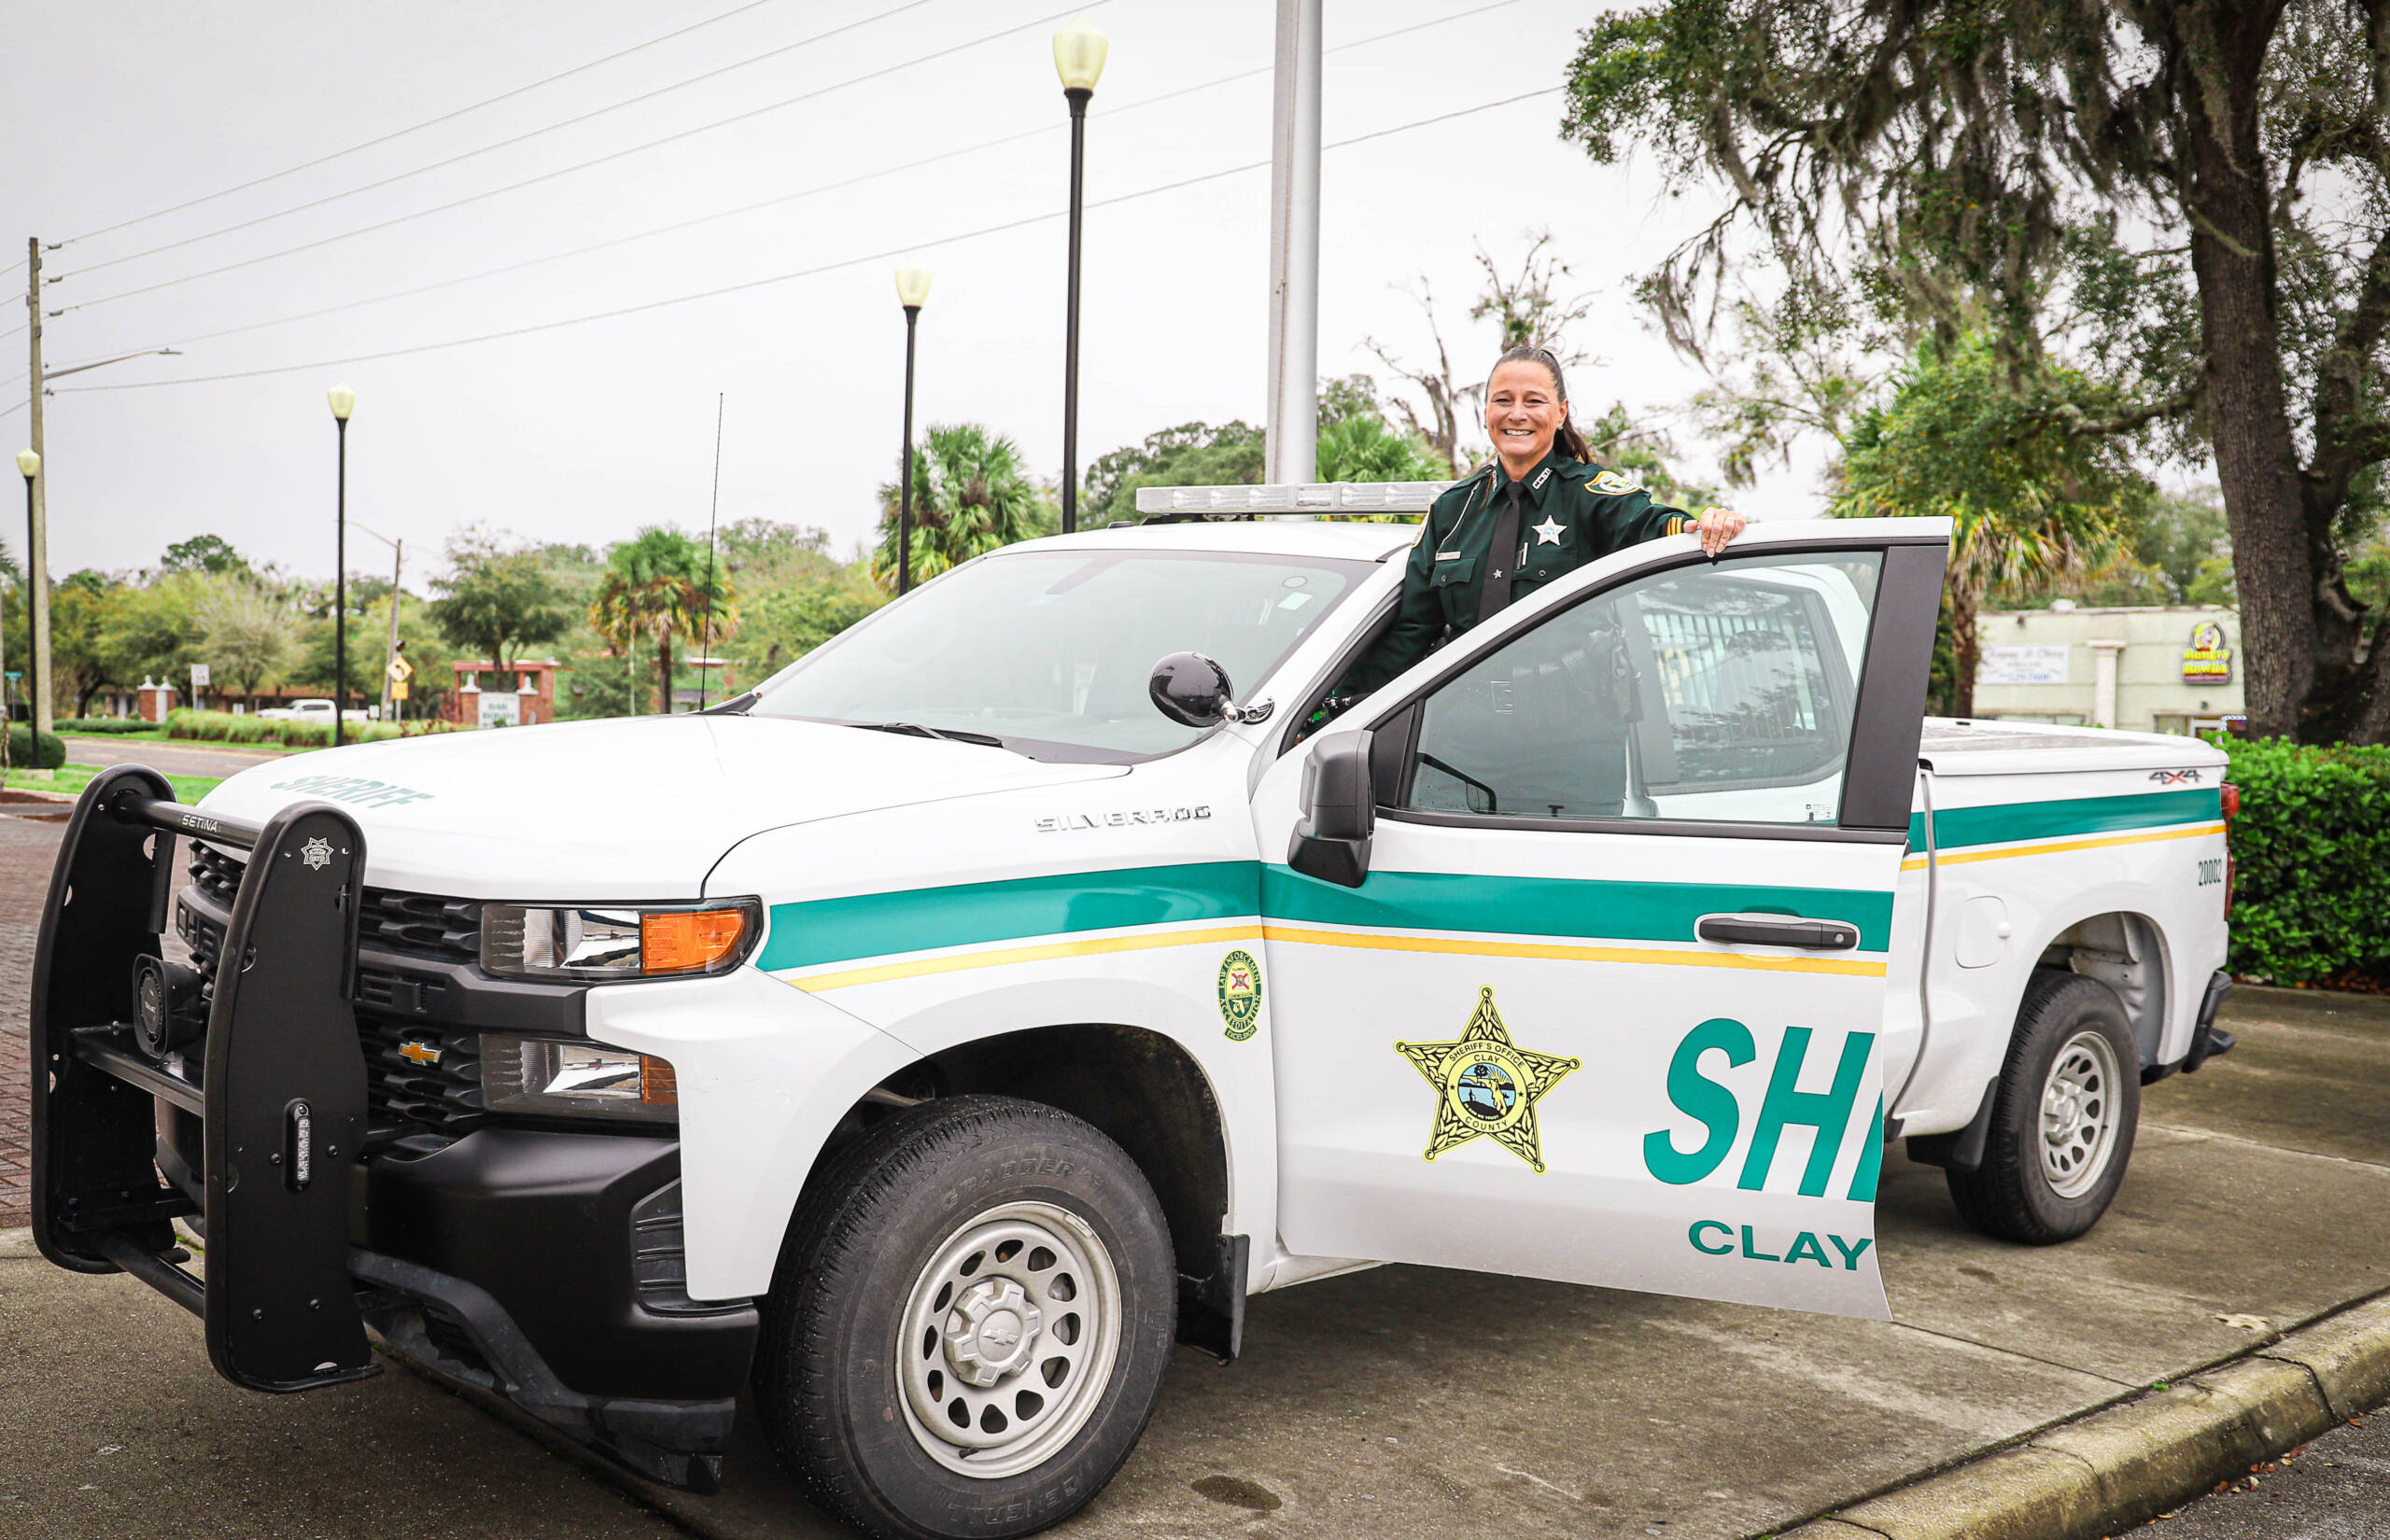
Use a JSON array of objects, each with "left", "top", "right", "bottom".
[{"left": 1589, "top": 469, "right": 1645, "bottom": 497}]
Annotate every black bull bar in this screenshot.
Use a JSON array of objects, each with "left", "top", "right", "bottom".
[{"left": 32, "top": 763, "right": 378, "bottom": 1393}]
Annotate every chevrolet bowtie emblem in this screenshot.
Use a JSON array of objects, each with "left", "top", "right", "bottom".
[{"left": 398, "top": 1039, "right": 442, "bottom": 1066}]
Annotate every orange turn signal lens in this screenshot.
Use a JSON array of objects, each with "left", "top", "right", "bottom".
[
  {"left": 640, "top": 908, "right": 749, "bottom": 975},
  {"left": 640, "top": 1055, "right": 679, "bottom": 1107}
]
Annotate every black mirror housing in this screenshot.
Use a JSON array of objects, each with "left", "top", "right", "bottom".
[
  {"left": 1289, "top": 731, "right": 1374, "bottom": 888},
  {"left": 1149, "top": 651, "right": 1233, "bottom": 728}
]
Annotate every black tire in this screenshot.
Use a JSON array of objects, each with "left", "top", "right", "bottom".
[
  {"left": 754, "top": 1095, "right": 1175, "bottom": 1540},
  {"left": 1947, "top": 970, "right": 2141, "bottom": 1244}
]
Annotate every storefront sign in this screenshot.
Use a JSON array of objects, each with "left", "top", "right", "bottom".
[
  {"left": 1978, "top": 644, "right": 2071, "bottom": 686},
  {"left": 2182, "top": 621, "right": 2233, "bottom": 683}
]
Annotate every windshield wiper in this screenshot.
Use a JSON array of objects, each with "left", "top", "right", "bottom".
[{"left": 848, "top": 721, "right": 1010, "bottom": 749}]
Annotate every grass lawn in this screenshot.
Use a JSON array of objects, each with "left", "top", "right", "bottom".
[{"left": 6, "top": 763, "right": 225, "bottom": 802}]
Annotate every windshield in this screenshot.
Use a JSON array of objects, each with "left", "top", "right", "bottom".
[{"left": 749, "top": 547, "right": 1371, "bottom": 761}]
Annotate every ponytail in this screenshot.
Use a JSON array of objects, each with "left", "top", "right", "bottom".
[{"left": 1489, "top": 343, "right": 1592, "bottom": 462}]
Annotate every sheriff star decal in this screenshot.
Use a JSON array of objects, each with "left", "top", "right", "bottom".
[
  {"left": 1395, "top": 987, "right": 1581, "bottom": 1174},
  {"left": 299, "top": 836, "right": 334, "bottom": 871}
]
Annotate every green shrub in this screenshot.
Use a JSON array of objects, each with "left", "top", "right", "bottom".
[
  {"left": 162, "top": 708, "right": 456, "bottom": 749},
  {"left": 2219, "top": 737, "right": 2390, "bottom": 987},
  {"left": 5, "top": 724, "right": 65, "bottom": 769},
  {"left": 57, "top": 717, "right": 154, "bottom": 734}
]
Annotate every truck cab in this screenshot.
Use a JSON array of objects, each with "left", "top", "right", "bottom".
[{"left": 32, "top": 492, "right": 2233, "bottom": 1540}]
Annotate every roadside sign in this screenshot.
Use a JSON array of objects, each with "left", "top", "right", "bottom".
[
  {"left": 387, "top": 654, "right": 414, "bottom": 682},
  {"left": 392, "top": 682, "right": 410, "bottom": 702},
  {"left": 190, "top": 663, "right": 212, "bottom": 688}
]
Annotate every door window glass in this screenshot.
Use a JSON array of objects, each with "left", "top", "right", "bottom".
[{"left": 1403, "top": 552, "right": 1881, "bottom": 826}]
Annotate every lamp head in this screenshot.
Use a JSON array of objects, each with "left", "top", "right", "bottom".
[
  {"left": 14, "top": 449, "right": 35, "bottom": 481},
  {"left": 327, "top": 383, "right": 357, "bottom": 422},
  {"left": 893, "top": 257, "right": 934, "bottom": 310},
  {"left": 1052, "top": 13, "right": 1108, "bottom": 92}
]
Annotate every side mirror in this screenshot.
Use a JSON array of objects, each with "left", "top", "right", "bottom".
[
  {"left": 1149, "top": 651, "right": 1273, "bottom": 728},
  {"left": 1289, "top": 731, "right": 1374, "bottom": 888}
]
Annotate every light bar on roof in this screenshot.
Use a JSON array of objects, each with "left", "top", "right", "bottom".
[{"left": 1132, "top": 480, "right": 1455, "bottom": 516}]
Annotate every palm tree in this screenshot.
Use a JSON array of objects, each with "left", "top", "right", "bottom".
[
  {"left": 590, "top": 528, "right": 738, "bottom": 715},
  {"left": 873, "top": 424, "right": 1046, "bottom": 591},
  {"left": 1836, "top": 336, "right": 2141, "bottom": 717}
]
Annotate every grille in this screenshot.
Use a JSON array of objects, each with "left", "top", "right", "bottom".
[
  {"left": 187, "top": 842, "right": 482, "bottom": 965},
  {"left": 182, "top": 844, "right": 488, "bottom": 1141},
  {"left": 358, "top": 889, "right": 482, "bottom": 965},
  {"left": 357, "top": 1016, "right": 485, "bottom": 1137}
]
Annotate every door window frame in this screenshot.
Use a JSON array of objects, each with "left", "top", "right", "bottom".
[{"left": 1350, "top": 533, "right": 1946, "bottom": 846}]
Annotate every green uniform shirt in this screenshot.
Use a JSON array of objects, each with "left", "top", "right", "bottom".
[{"left": 1335, "top": 449, "right": 1693, "bottom": 697}]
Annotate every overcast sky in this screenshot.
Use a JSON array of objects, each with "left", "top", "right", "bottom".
[{"left": 3, "top": 0, "right": 1829, "bottom": 586}]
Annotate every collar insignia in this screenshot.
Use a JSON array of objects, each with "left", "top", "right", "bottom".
[
  {"left": 1531, "top": 465, "right": 1553, "bottom": 491},
  {"left": 1395, "top": 987, "right": 1580, "bottom": 1173}
]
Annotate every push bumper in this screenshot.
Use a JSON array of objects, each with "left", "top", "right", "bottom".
[{"left": 34, "top": 768, "right": 755, "bottom": 1491}]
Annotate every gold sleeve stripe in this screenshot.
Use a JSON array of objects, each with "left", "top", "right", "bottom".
[{"left": 1665, "top": 513, "right": 1691, "bottom": 535}]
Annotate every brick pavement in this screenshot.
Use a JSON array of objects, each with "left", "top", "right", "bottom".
[{"left": 2, "top": 812, "right": 69, "bottom": 1227}]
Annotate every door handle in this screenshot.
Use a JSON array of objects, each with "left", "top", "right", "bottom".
[{"left": 1695, "top": 913, "right": 1860, "bottom": 951}]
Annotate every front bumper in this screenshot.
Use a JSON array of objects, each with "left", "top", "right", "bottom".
[{"left": 36, "top": 770, "right": 755, "bottom": 1492}]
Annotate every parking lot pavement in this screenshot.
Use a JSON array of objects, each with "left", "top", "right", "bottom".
[
  {"left": 5, "top": 820, "right": 2387, "bottom": 1540},
  {"left": 2124, "top": 1398, "right": 2390, "bottom": 1536},
  {"left": 0, "top": 1231, "right": 696, "bottom": 1540}
]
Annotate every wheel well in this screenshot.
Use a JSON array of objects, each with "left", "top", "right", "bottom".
[
  {"left": 809, "top": 1026, "right": 1230, "bottom": 1291},
  {"left": 2035, "top": 912, "right": 2168, "bottom": 1068}
]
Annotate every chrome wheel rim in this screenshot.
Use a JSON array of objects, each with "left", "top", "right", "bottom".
[
  {"left": 895, "top": 1200, "right": 1121, "bottom": 1479},
  {"left": 2040, "top": 1029, "right": 2122, "bottom": 1199}
]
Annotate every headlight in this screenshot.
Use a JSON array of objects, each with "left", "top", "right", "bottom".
[
  {"left": 481, "top": 1035, "right": 678, "bottom": 1124},
  {"left": 480, "top": 900, "right": 759, "bottom": 981}
]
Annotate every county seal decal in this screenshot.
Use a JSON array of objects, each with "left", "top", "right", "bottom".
[
  {"left": 1395, "top": 987, "right": 1580, "bottom": 1173},
  {"left": 1216, "top": 949, "right": 1262, "bottom": 1042}
]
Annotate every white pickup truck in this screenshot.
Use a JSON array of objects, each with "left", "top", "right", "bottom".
[
  {"left": 253, "top": 696, "right": 371, "bottom": 723},
  {"left": 33, "top": 492, "right": 2235, "bottom": 1540}
]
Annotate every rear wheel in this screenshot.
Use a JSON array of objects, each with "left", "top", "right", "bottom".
[
  {"left": 754, "top": 1096, "right": 1174, "bottom": 1540},
  {"left": 1947, "top": 970, "right": 2141, "bottom": 1244}
]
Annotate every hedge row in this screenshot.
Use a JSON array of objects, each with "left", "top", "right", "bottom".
[
  {"left": 5, "top": 725, "right": 65, "bottom": 770},
  {"left": 2220, "top": 737, "right": 2390, "bottom": 988},
  {"left": 56, "top": 717, "right": 155, "bottom": 735},
  {"left": 162, "top": 709, "right": 456, "bottom": 749}
]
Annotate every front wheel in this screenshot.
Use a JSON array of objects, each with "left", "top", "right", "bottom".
[
  {"left": 754, "top": 1096, "right": 1175, "bottom": 1540},
  {"left": 1947, "top": 970, "right": 2141, "bottom": 1244}
]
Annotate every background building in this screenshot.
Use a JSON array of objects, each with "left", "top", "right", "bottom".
[{"left": 1972, "top": 605, "right": 2243, "bottom": 735}]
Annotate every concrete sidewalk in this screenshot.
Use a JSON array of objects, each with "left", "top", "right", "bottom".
[{"left": 7, "top": 784, "right": 2388, "bottom": 1540}]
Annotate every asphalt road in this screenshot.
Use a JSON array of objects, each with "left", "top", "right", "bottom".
[
  {"left": 59, "top": 734, "right": 288, "bottom": 778},
  {"left": 6, "top": 805, "right": 2390, "bottom": 1540},
  {"left": 2126, "top": 1398, "right": 2390, "bottom": 1537}
]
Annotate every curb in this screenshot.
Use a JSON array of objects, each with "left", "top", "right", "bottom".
[{"left": 1777, "top": 1292, "right": 2390, "bottom": 1539}]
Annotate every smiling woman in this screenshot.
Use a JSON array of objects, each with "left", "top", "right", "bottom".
[{"left": 1329, "top": 343, "right": 1748, "bottom": 704}]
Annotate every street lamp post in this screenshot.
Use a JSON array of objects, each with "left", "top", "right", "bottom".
[
  {"left": 893, "top": 259, "right": 933, "bottom": 595},
  {"left": 328, "top": 384, "right": 356, "bottom": 747},
  {"left": 13, "top": 449, "right": 36, "bottom": 765},
  {"left": 1053, "top": 14, "right": 1108, "bottom": 535}
]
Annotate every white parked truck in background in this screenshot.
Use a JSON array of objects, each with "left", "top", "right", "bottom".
[
  {"left": 252, "top": 697, "right": 371, "bottom": 723},
  {"left": 34, "top": 490, "right": 2234, "bottom": 1539}
]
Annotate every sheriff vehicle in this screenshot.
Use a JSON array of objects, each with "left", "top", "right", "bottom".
[{"left": 32, "top": 485, "right": 2236, "bottom": 1540}]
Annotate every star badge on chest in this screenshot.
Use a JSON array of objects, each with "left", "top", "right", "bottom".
[{"left": 1531, "top": 514, "right": 1566, "bottom": 546}]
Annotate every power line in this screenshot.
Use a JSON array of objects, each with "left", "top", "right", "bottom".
[
  {"left": 61, "top": 0, "right": 949, "bottom": 279},
  {"left": 48, "top": 1, "right": 1108, "bottom": 315},
  {"left": 41, "top": 0, "right": 1523, "bottom": 370},
  {"left": 60, "top": 0, "right": 800, "bottom": 245},
  {"left": 56, "top": 86, "right": 1564, "bottom": 396}
]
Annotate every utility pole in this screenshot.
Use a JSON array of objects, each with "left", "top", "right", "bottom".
[
  {"left": 23, "top": 237, "right": 53, "bottom": 763},
  {"left": 1263, "top": 0, "right": 1323, "bottom": 510},
  {"left": 380, "top": 538, "right": 402, "bottom": 721}
]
